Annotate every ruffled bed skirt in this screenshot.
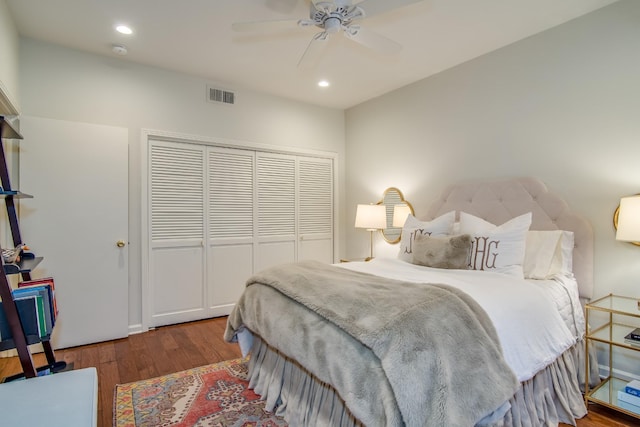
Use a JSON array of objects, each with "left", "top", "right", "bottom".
[
  {"left": 247, "top": 335, "right": 599, "bottom": 427},
  {"left": 501, "top": 340, "right": 599, "bottom": 427}
]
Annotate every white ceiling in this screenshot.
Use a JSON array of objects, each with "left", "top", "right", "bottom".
[{"left": 6, "top": 0, "right": 619, "bottom": 109}]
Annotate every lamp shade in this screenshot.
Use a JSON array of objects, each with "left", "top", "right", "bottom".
[
  {"left": 355, "top": 204, "right": 387, "bottom": 230},
  {"left": 616, "top": 196, "right": 640, "bottom": 242},
  {"left": 392, "top": 204, "right": 412, "bottom": 228}
]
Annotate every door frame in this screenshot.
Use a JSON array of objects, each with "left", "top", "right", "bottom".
[{"left": 140, "top": 129, "right": 339, "bottom": 333}]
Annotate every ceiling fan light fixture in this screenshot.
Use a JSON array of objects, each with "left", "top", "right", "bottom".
[
  {"left": 232, "top": 0, "right": 421, "bottom": 68},
  {"left": 324, "top": 16, "right": 342, "bottom": 34}
]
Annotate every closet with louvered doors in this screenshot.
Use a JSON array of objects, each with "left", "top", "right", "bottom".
[{"left": 147, "top": 139, "right": 334, "bottom": 328}]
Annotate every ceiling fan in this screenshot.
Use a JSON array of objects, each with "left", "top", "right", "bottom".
[{"left": 232, "top": 0, "right": 423, "bottom": 67}]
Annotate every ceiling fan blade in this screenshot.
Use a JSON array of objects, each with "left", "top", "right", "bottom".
[
  {"left": 231, "top": 19, "right": 299, "bottom": 32},
  {"left": 265, "top": 0, "right": 298, "bottom": 14},
  {"left": 310, "top": 0, "right": 336, "bottom": 16},
  {"left": 344, "top": 26, "right": 402, "bottom": 55},
  {"left": 298, "top": 31, "right": 330, "bottom": 68},
  {"left": 355, "top": 0, "right": 422, "bottom": 19}
]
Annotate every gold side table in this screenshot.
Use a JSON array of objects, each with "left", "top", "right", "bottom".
[{"left": 585, "top": 293, "right": 640, "bottom": 419}]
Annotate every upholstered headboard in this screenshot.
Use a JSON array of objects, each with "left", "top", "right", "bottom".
[{"left": 425, "top": 177, "right": 594, "bottom": 299}]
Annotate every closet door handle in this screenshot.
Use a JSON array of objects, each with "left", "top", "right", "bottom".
[{"left": 116, "top": 240, "right": 126, "bottom": 248}]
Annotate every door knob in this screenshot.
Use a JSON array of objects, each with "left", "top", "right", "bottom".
[{"left": 116, "top": 240, "right": 126, "bottom": 248}]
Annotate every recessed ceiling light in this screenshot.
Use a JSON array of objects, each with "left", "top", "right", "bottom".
[
  {"left": 116, "top": 25, "right": 133, "bottom": 35},
  {"left": 318, "top": 80, "right": 330, "bottom": 88}
]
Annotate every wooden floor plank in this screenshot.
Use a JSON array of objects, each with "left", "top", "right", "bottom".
[
  {"left": 171, "top": 327, "right": 210, "bottom": 369},
  {"left": 1, "top": 316, "right": 637, "bottom": 427},
  {"left": 128, "top": 331, "right": 158, "bottom": 380},
  {"left": 141, "top": 329, "right": 178, "bottom": 377},
  {"left": 113, "top": 336, "right": 138, "bottom": 384},
  {"left": 99, "top": 360, "right": 119, "bottom": 427}
]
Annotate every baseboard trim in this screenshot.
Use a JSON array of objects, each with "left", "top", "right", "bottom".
[{"left": 128, "top": 324, "right": 144, "bottom": 335}]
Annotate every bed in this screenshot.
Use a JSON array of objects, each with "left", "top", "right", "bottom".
[{"left": 224, "top": 177, "right": 598, "bottom": 426}]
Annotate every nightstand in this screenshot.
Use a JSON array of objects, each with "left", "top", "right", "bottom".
[{"left": 585, "top": 294, "right": 640, "bottom": 419}]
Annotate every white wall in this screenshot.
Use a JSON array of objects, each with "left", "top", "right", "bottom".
[
  {"left": 346, "top": 0, "right": 640, "bottom": 302},
  {"left": 18, "top": 38, "right": 346, "bottom": 330},
  {"left": 11, "top": 1, "right": 640, "bottom": 370},
  {"left": 0, "top": 0, "right": 19, "bottom": 114}
]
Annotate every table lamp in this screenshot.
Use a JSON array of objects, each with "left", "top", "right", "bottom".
[
  {"left": 616, "top": 196, "right": 640, "bottom": 244},
  {"left": 355, "top": 204, "right": 386, "bottom": 261},
  {"left": 615, "top": 195, "right": 640, "bottom": 308}
]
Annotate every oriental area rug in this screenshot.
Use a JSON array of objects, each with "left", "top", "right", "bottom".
[{"left": 114, "top": 357, "right": 288, "bottom": 426}]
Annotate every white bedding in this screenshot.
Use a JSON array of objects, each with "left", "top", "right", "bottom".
[
  {"left": 527, "top": 274, "right": 585, "bottom": 340},
  {"left": 339, "top": 257, "right": 584, "bottom": 382}
]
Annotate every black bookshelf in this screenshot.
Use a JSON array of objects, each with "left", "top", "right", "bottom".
[{"left": 0, "top": 116, "right": 65, "bottom": 381}]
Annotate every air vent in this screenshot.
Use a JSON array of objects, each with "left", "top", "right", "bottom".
[{"left": 207, "top": 86, "right": 235, "bottom": 105}]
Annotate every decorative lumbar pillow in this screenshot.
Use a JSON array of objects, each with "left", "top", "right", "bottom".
[
  {"left": 458, "top": 212, "right": 532, "bottom": 278},
  {"left": 411, "top": 234, "right": 472, "bottom": 269},
  {"left": 398, "top": 211, "right": 456, "bottom": 262}
]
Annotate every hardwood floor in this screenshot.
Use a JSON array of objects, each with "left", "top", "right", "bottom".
[
  {"left": 0, "top": 317, "right": 241, "bottom": 427},
  {"left": 0, "top": 316, "right": 638, "bottom": 427}
]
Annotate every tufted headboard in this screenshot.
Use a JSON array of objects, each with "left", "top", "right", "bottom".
[{"left": 425, "top": 177, "right": 594, "bottom": 299}]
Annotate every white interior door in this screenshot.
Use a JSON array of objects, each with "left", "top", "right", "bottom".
[
  {"left": 298, "top": 156, "right": 334, "bottom": 263},
  {"left": 255, "top": 153, "right": 297, "bottom": 271},
  {"left": 208, "top": 147, "right": 255, "bottom": 316},
  {"left": 19, "top": 116, "right": 129, "bottom": 349},
  {"left": 148, "top": 140, "right": 206, "bottom": 328}
]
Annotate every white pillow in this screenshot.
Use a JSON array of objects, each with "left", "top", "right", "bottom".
[
  {"left": 398, "top": 211, "right": 455, "bottom": 262},
  {"left": 523, "top": 230, "right": 574, "bottom": 279},
  {"left": 523, "top": 231, "right": 562, "bottom": 279},
  {"left": 552, "top": 231, "right": 574, "bottom": 276},
  {"left": 458, "top": 212, "right": 532, "bottom": 278}
]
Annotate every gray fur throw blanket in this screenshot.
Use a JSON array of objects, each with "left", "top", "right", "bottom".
[{"left": 225, "top": 260, "right": 519, "bottom": 426}]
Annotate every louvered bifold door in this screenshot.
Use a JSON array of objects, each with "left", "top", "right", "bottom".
[
  {"left": 255, "top": 152, "right": 297, "bottom": 271},
  {"left": 298, "top": 156, "right": 334, "bottom": 263},
  {"left": 207, "top": 147, "right": 255, "bottom": 315},
  {"left": 149, "top": 140, "right": 206, "bottom": 327}
]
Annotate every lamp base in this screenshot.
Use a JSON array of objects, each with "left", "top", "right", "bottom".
[{"left": 368, "top": 230, "right": 375, "bottom": 261}]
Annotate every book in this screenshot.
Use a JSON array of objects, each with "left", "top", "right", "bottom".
[
  {"left": 0, "top": 302, "right": 9, "bottom": 341},
  {"left": 0, "top": 297, "right": 41, "bottom": 343},
  {"left": 624, "top": 327, "right": 640, "bottom": 341},
  {"left": 13, "top": 294, "right": 47, "bottom": 339},
  {"left": 13, "top": 284, "right": 55, "bottom": 329},
  {"left": 12, "top": 287, "right": 53, "bottom": 337},
  {"left": 625, "top": 379, "right": 640, "bottom": 397},
  {"left": 19, "top": 277, "right": 57, "bottom": 319},
  {"left": 624, "top": 339, "right": 640, "bottom": 348},
  {"left": 618, "top": 398, "right": 640, "bottom": 415},
  {"left": 618, "top": 389, "right": 640, "bottom": 407}
]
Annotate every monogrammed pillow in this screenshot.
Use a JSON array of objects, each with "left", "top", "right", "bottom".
[
  {"left": 398, "top": 211, "right": 456, "bottom": 262},
  {"left": 458, "top": 212, "right": 532, "bottom": 278},
  {"left": 411, "top": 234, "right": 472, "bottom": 269}
]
